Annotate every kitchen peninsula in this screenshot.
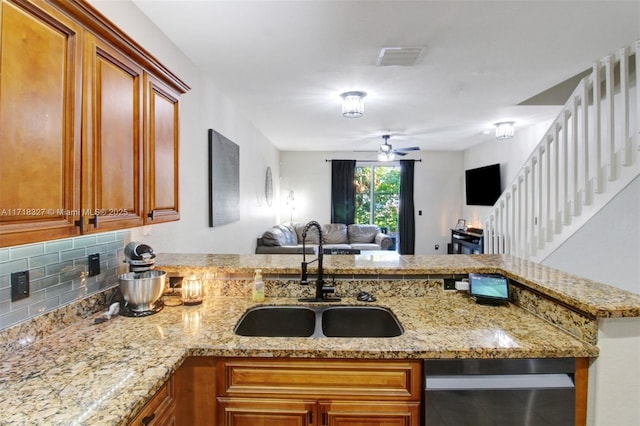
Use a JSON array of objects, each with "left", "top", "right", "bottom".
[{"left": 1, "top": 253, "right": 639, "bottom": 425}]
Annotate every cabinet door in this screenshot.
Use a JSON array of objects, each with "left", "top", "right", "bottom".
[
  {"left": 0, "top": 0, "right": 82, "bottom": 247},
  {"left": 82, "top": 33, "right": 145, "bottom": 233},
  {"left": 218, "top": 397, "right": 316, "bottom": 426},
  {"left": 144, "top": 74, "right": 180, "bottom": 224},
  {"left": 128, "top": 376, "right": 175, "bottom": 426},
  {"left": 319, "top": 400, "right": 420, "bottom": 426}
]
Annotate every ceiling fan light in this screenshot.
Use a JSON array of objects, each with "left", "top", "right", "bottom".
[
  {"left": 340, "top": 91, "right": 366, "bottom": 118},
  {"left": 380, "top": 143, "right": 392, "bottom": 152},
  {"left": 377, "top": 150, "right": 395, "bottom": 162},
  {"left": 494, "top": 121, "right": 515, "bottom": 139}
]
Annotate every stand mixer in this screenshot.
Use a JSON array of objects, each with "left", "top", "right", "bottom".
[{"left": 118, "top": 242, "right": 166, "bottom": 316}]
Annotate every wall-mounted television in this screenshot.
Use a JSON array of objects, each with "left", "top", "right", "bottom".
[{"left": 465, "top": 163, "right": 501, "bottom": 206}]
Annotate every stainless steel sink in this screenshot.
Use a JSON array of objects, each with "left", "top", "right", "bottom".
[
  {"left": 234, "top": 306, "right": 317, "bottom": 337},
  {"left": 321, "top": 306, "right": 403, "bottom": 337},
  {"left": 234, "top": 305, "right": 403, "bottom": 338}
]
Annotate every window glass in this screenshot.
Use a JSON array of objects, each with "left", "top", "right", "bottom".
[{"left": 355, "top": 165, "right": 400, "bottom": 234}]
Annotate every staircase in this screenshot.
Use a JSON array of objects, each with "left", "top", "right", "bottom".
[{"left": 484, "top": 40, "right": 640, "bottom": 263}]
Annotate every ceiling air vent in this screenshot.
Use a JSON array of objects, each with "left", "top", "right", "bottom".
[{"left": 376, "top": 47, "right": 424, "bottom": 66}]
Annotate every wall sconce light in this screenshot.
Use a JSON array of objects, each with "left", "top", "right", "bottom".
[
  {"left": 494, "top": 121, "right": 515, "bottom": 139},
  {"left": 340, "top": 91, "right": 366, "bottom": 118},
  {"left": 182, "top": 275, "right": 203, "bottom": 305}
]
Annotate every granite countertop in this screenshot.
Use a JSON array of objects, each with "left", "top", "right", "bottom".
[
  {"left": 2, "top": 252, "right": 636, "bottom": 425},
  {"left": 0, "top": 292, "right": 596, "bottom": 425},
  {"left": 156, "top": 253, "right": 640, "bottom": 318}
]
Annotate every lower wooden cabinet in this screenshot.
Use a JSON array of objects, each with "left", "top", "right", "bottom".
[
  {"left": 217, "top": 397, "right": 316, "bottom": 426},
  {"left": 319, "top": 400, "right": 420, "bottom": 426},
  {"left": 129, "top": 376, "right": 175, "bottom": 426},
  {"left": 168, "top": 357, "right": 421, "bottom": 426},
  {"left": 216, "top": 397, "right": 419, "bottom": 426},
  {"left": 215, "top": 358, "right": 422, "bottom": 426}
]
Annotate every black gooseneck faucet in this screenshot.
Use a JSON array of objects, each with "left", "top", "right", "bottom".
[{"left": 299, "top": 221, "right": 341, "bottom": 302}]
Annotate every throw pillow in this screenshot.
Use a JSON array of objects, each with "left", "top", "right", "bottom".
[{"left": 348, "top": 224, "right": 380, "bottom": 243}]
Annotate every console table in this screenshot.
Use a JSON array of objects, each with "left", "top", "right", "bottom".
[{"left": 449, "top": 228, "right": 484, "bottom": 254}]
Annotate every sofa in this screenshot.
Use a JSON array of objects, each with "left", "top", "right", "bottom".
[{"left": 255, "top": 222, "right": 394, "bottom": 254}]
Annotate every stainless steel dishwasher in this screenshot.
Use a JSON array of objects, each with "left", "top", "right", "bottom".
[{"left": 424, "top": 358, "right": 576, "bottom": 426}]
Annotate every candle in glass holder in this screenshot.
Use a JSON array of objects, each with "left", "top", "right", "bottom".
[{"left": 182, "top": 276, "right": 203, "bottom": 305}]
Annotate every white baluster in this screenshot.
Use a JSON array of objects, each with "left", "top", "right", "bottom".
[{"left": 592, "top": 60, "right": 604, "bottom": 193}]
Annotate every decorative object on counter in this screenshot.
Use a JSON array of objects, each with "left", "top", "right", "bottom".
[
  {"left": 182, "top": 275, "right": 204, "bottom": 305},
  {"left": 252, "top": 269, "right": 265, "bottom": 302}
]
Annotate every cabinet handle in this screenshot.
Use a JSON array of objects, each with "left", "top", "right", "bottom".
[
  {"left": 147, "top": 210, "right": 155, "bottom": 221},
  {"left": 74, "top": 216, "right": 85, "bottom": 233},
  {"left": 88, "top": 214, "right": 99, "bottom": 229},
  {"left": 141, "top": 412, "right": 155, "bottom": 425}
]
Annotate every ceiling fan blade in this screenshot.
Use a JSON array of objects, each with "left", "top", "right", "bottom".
[
  {"left": 392, "top": 151, "right": 408, "bottom": 156},
  {"left": 395, "top": 146, "right": 420, "bottom": 152}
]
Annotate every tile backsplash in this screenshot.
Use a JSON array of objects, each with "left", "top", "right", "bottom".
[{"left": 0, "top": 231, "right": 132, "bottom": 331}]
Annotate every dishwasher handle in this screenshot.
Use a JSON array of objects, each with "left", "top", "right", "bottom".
[{"left": 425, "top": 374, "right": 575, "bottom": 390}]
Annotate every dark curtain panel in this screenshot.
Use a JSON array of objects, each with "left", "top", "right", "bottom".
[
  {"left": 398, "top": 160, "right": 415, "bottom": 254},
  {"left": 330, "top": 160, "right": 356, "bottom": 224}
]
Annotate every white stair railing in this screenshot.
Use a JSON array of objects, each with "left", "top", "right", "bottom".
[{"left": 485, "top": 40, "right": 639, "bottom": 262}]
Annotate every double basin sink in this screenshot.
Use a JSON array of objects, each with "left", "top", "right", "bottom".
[{"left": 234, "top": 305, "right": 403, "bottom": 338}]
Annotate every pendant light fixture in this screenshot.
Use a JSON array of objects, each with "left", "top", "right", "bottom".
[{"left": 340, "top": 91, "right": 366, "bottom": 118}]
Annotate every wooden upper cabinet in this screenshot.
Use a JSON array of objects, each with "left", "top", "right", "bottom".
[
  {"left": 81, "top": 33, "right": 145, "bottom": 233},
  {"left": 144, "top": 74, "right": 180, "bottom": 224},
  {"left": 0, "top": 0, "right": 83, "bottom": 246},
  {"left": 0, "top": 0, "right": 189, "bottom": 247}
]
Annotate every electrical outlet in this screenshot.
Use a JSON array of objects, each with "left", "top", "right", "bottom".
[
  {"left": 11, "top": 271, "right": 30, "bottom": 301},
  {"left": 443, "top": 278, "right": 457, "bottom": 291},
  {"left": 88, "top": 253, "right": 100, "bottom": 276}
]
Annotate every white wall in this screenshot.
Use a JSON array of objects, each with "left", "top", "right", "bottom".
[
  {"left": 543, "top": 176, "right": 640, "bottom": 294},
  {"left": 588, "top": 317, "right": 640, "bottom": 426},
  {"left": 462, "top": 120, "right": 555, "bottom": 228},
  {"left": 89, "top": 0, "right": 280, "bottom": 254},
  {"left": 279, "top": 150, "right": 463, "bottom": 255}
]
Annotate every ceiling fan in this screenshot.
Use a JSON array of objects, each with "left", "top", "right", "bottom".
[{"left": 377, "top": 134, "right": 419, "bottom": 161}]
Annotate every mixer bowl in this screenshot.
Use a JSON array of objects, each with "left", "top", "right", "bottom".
[{"left": 118, "top": 270, "right": 166, "bottom": 312}]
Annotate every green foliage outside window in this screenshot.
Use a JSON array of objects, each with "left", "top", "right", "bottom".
[{"left": 354, "top": 166, "right": 400, "bottom": 233}]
